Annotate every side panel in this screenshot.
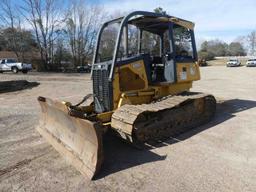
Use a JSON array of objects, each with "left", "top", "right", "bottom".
[
  {"left": 176, "top": 62, "right": 200, "bottom": 83},
  {"left": 118, "top": 60, "right": 149, "bottom": 92},
  {"left": 112, "top": 59, "right": 149, "bottom": 109},
  {"left": 100, "top": 60, "right": 200, "bottom": 111},
  {"left": 111, "top": 59, "right": 197, "bottom": 109}
]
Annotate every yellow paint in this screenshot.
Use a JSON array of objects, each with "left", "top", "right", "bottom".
[
  {"left": 112, "top": 59, "right": 149, "bottom": 109},
  {"left": 158, "top": 17, "right": 195, "bottom": 29},
  {"left": 176, "top": 62, "right": 200, "bottom": 83},
  {"left": 109, "top": 59, "right": 200, "bottom": 121},
  {"left": 97, "top": 111, "right": 113, "bottom": 123}
]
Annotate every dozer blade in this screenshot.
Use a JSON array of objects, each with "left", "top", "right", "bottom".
[{"left": 36, "top": 96, "right": 103, "bottom": 179}]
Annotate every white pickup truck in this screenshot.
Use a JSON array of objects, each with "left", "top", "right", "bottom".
[{"left": 0, "top": 58, "right": 32, "bottom": 74}]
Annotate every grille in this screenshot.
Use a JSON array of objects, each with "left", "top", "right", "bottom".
[{"left": 92, "top": 68, "right": 112, "bottom": 113}]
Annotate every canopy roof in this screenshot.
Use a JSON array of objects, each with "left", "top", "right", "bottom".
[{"left": 105, "top": 11, "right": 195, "bottom": 34}]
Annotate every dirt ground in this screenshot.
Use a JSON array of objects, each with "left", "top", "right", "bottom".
[{"left": 0, "top": 66, "right": 255, "bottom": 192}]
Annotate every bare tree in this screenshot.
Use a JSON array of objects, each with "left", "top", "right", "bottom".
[
  {"left": 20, "top": 0, "right": 63, "bottom": 70},
  {"left": 65, "top": 0, "right": 104, "bottom": 66},
  {"left": 0, "top": 0, "right": 22, "bottom": 59},
  {"left": 237, "top": 31, "right": 256, "bottom": 56},
  {"left": 247, "top": 31, "right": 256, "bottom": 56}
]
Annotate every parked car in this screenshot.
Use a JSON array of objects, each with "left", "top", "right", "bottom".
[
  {"left": 198, "top": 59, "right": 208, "bottom": 66},
  {"left": 226, "top": 59, "right": 241, "bottom": 67},
  {"left": 77, "top": 65, "right": 91, "bottom": 73},
  {"left": 246, "top": 59, "right": 256, "bottom": 67},
  {"left": 0, "top": 58, "right": 32, "bottom": 73}
]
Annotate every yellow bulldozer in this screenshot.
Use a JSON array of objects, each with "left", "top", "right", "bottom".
[{"left": 37, "top": 11, "right": 216, "bottom": 179}]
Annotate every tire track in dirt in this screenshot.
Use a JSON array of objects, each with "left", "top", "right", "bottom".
[
  {"left": 0, "top": 159, "right": 32, "bottom": 177},
  {"left": 0, "top": 152, "right": 49, "bottom": 178}
]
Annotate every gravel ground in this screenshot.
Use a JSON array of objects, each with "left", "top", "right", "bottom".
[{"left": 0, "top": 66, "right": 255, "bottom": 192}]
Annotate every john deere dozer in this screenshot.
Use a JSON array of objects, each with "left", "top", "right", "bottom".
[{"left": 37, "top": 11, "right": 216, "bottom": 179}]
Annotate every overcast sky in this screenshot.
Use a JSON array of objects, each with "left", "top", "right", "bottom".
[{"left": 87, "top": 0, "right": 256, "bottom": 43}]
